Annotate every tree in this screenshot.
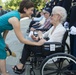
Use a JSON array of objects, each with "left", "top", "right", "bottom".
[
  {"left": 31, "top": 0, "right": 45, "bottom": 11},
  {"left": 5, "top": 0, "right": 21, "bottom": 10},
  {"left": 0, "top": 0, "right": 2, "bottom": 6},
  {"left": 4, "top": 0, "right": 45, "bottom": 10}
]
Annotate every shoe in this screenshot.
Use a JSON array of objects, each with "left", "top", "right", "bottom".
[
  {"left": 5, "top": 47, "right": 16, "bottom": 57},
  {"left": 12, "top": 65, "right": 25, "bottom": 74}
]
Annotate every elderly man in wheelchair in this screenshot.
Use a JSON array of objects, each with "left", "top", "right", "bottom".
[{"left": 13, "top": 6, "right": 68, "bottom": 75}]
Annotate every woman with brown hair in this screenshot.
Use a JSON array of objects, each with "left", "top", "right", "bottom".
[{"left": 0, "top": 0, "right": 46, "bottom": 75}]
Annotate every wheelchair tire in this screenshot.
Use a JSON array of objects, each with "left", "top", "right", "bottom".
[{"left": 40, "top": 53, "right": 76, "bottom": 75}]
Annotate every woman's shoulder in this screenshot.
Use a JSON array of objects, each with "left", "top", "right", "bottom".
[
  {"left": 55, "top": 23, "right": 65, "bottom": 31},
  {"left": 9, "top": 10, "right": 19, "bottom": 15},
  {"left": 8, "top": 10, "right": 20, "bottom": 20},
  {"left": 57, "top": 23, "right": 64, "bottom": 28},
  {"left": 1, "top": 10, "right": 20, "bottom": 17},
  {"left": 58, "top": 24, "right": 66, "bottom": 31}
]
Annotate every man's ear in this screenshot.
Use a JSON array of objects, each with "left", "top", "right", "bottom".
[{"left": 23, "top": 7, "right": 27, "bottom": 13}]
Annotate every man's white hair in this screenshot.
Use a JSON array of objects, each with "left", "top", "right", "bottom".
[{"left": 52, "top": 6, "right": 67, "bottom": 23}]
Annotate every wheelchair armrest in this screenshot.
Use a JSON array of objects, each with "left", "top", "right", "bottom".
[
  {"left": 43, "top": 42, "right": 62, "bottom": 45},
  {"left": 42, "top": 42, "right": 64, "bottom": 55},
  {"left": 43, "top": 42, "right": 63, "bottom": 50},
  {"left": 43, "top": 42, "right": 64, "bottom": 51}
]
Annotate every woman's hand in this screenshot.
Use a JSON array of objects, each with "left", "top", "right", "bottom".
[
  {"left": 31, "top": 35, "right": 39, "bottom": 41},
  {"left": 6, "top": 43, "right": 9, "bottom": 48},
  {"left": 37, "top": 38, "right": 46, "bottom": 46},
  {"left": 38, "top": 31, "right": 43, "bottom": 39}
]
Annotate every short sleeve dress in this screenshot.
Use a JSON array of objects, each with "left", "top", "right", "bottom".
[{"left": 0, "top": 11, "right": 20, "bottom": 59}]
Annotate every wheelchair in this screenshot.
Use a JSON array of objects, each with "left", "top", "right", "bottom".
[
  {"left": 40, "top": 53, "right": 76, "bottom": 75},
  {"left": 39, "top": 32, "right": 76, "bottom": 75},
  {"left": 28, "top": 29, "right": 71, "bottom": 75}
]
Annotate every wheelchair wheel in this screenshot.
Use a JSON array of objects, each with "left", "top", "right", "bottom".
[{"left": 40, "top": 53, "right": 76, "bottom": 75}]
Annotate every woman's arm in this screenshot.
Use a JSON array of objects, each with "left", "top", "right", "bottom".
[{"left": 8, "top": 17, "right": 46, "bottom": 46}]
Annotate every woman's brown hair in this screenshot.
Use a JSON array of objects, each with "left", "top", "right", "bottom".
[{"left": 18, "top": 0, "right": 34, "bottom": 13}]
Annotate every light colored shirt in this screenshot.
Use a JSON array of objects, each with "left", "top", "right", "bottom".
[
  {"left": 43, "top": 23, "right": 66, "bottom": 43},
  {"left": 39, "top": 16, "right": 46, "bottom": 25}
]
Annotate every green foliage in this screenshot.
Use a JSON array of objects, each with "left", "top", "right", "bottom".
[
  {"left": 5, "top": 0, "right": 22, "bottom": 10},
  {"left": 31, "top": 0, "right": 45, "bottom": 11},
  {"left": 4, "top": 0, "right": 45, "bottom": 11},
  {"left": 0, "top": 0, "right": 2, "bottom": 6}
]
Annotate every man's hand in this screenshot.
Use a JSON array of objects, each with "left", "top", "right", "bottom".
[{"left": 6, "top": 43, "right": 9, "bottom": 48}]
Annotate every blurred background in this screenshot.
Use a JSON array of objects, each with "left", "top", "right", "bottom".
[{"left": 0, "top": 0, "right": 47, "bottom": 11}]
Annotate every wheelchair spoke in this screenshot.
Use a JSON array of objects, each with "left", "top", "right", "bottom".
[
  {"left": 43, "top": 64, "right": 61, "bottom": 75},
  {"left": 58, "top": 59, "right": 76, "bottom": 75},
  {"left": 52, "top": 59, "right": 59, "bottom": 69},
  {"left": 40, "top": 53, "right": 76, "bottom": 75}
]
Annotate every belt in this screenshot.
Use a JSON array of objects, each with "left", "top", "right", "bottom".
[{"left": 71, "top": 2, "right": 76, "bottom": 7}]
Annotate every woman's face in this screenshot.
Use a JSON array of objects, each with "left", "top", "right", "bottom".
[
  {"left": 24, "top": 7, "right": 34, "bottom": 17},
  {"left": 50, "top": 12, "right": 61, "bottom": 25}
]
